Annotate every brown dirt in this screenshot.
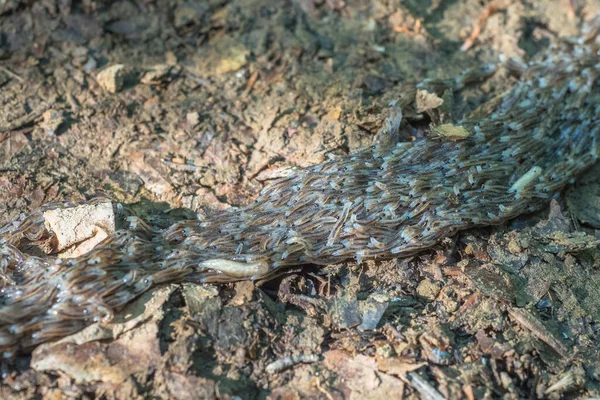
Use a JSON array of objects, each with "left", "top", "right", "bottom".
[{"left": 2, "top": 0, "right": 600, "bottom": 399}]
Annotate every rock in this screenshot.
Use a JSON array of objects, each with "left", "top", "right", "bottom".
[
  {"left": 230, "top": 281, "right": 255, "bottom": 306},
  {"left": 71, "top": 46, "right": 89, "bottom": 66},
  {"left": 31, "top": 286, "right": 175, "bottom": 384},
  {"left": 156, "top": 372, "right": 216, "bottom": 400},
  {"left": 40, "top": 109, "right": 66, "bottom": 136},
  {"left": 328, "top": 291, "right": 362, "bottom": 329},
  {"left": 376, "top": 356, "right": 426, "bottom": 376},
  {"left": 83, "top": 57, "right": 97, "bottom": 73},
  {"left": 109, "top": 170, "right": 144, "bottom": 196},
  {"left": 0, "top": 131, "right": 28, "bottom": 161},
  {"left": 358, "top": 294, "right": 389, "bottom": 331},
  {"left": 192, "top": 37, "right": 250, "bottom": 76},
  {"left": 186, "top": 111, "right": 200, "bottom": 128},
  {"left": 0, "top": 0, "right": 20, "bottom": 16},
  {"left": 173, "top": 2, "right": 209, "bottom": 29},
  {"left": 416, "top": 278, "right": 441, "bottom": 300},
  {"left": 533, "top": 199, "right": 572, "bottom": 235},
  {"left": 127, "top": 151, "right": 175, "bottom": 201},
  {"left": 43, "top": 200, "right": 115, "bottom": 258},
  {"left": 362, "top": 75, "right": 387, "bottom": 94},
  {"left": 419, "top": 324, "right": 455, "bottom": 365},
  {"left": 322, "top": 350, "right": 401, "bottom": 398},
  {"left": 566, "top": 164, "right": 600, "bottom": 228},
  {"left": 96, "top": 64, "right": 134, "bottom": 93},
  {"left": 105, "top": 15, "right": 156, "bottom": 39},
  {"left": 182, "top": 283, "right": 219, "bottom": 314},
  {"left": 214, "top": 44, "right": 249, "bottom": 75},
  {"left": 140, "top": 64, "right": 176, "bottom": 85}
]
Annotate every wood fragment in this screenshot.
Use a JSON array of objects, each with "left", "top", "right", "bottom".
[
  {"left": 0, "top": 103, "right": 54, "bottom": 133},
  {"left": 403, "top": 372, "right": 446, "bottom": 400},
  {"left": 0, "top": 65, "right": 24, "bottom": 82},
  {"left": 508, "top": 307, "right": 569, "bottom": 359}
]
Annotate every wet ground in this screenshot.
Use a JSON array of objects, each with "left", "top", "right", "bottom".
[{"left": 2, "top": 0, "right": 600, "bottom": 398}]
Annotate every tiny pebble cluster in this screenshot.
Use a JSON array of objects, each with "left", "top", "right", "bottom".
[{"left": 1, "top": 20, "right": 599, "bottom": 355}]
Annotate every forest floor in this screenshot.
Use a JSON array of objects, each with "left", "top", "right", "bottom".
[{"left": 2, "top": 0, "right": 600, "bottom": 399}]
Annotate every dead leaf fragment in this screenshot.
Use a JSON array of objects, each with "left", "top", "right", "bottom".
[
  {"left": 416, "top": 89, "right": 444, "bottom": 113},
  {"left": 323, "top": 350, "right": 403, "bottom": 399},
  {"left": 432, "top": 123, "right": 472, "bottom": 140},
  {"left": 508, "top": 307, "right": 569, "bottom": 359},
  {"left": 376, "top": 356, "right": 426, "bottom": 376}
]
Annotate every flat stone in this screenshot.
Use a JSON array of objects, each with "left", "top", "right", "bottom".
[
  {"left": 96, "top": 64, "right": 133, "bottom": 93},
  {"left": 43, "top": 200, "right": 115, "bottom": 258}
]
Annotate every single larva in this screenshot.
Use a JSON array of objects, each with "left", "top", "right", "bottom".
[{"left": 509, "top": 166, "right": 543, "bottom": 194}]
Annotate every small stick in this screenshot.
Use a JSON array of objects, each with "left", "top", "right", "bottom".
[
  {"left": 0, "top": 65, "right": 24, "bottom": 83},
  {"left": 402, "top": 372, "right": 446, "bottom": 400},
  {"left": 508, "top": 307, "right": 569, "bottom": 359}
]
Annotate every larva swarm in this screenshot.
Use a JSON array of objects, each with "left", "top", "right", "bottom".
[{"left": 1, "top": 21, "right": 599, "bottom": 355}]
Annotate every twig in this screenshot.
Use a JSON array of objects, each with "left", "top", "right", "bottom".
[
  {"left": 0, "top": 65, "right": 24, "bottom": 83},
  {"left": 402, "top": 372, "right": 446, "bottom": 400},
  {"left": 0, "top": 103, "right": 53, "bottom": 133},
  {"left": 508, "top": 307, "right": 569, "bottom": 359},
  {"left": 313, "top": 377, "right": 335, "bottom": 400}
]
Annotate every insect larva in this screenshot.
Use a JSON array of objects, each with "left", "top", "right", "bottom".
[
  {"left": 508, "top": 166, "right": 543, "bottom": 194},
  {"left": 197, "top": 259, "right": 270, "bottom": 278}
]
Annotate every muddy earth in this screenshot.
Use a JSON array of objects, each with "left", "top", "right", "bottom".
[{"left": 2, "top": 0, "right": 600, "bottom": 399}]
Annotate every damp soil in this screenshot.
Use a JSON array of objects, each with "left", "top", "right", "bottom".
[{"left": 2, "top": 0, "right": 600, "bottom": 399}]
